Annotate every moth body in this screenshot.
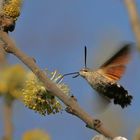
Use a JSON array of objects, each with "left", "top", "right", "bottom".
[
  {"left": 63, "top": 43, "right": 133, "bottom": 108},
  {"left": 79, "top": 62, "right": 132, "bottom": 108}
]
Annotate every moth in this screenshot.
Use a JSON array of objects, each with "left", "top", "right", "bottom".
[{"left": 62, "top": 43, "right": 133, "bottom": 108}]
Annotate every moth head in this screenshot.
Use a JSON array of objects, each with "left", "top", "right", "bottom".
[{"left": 79, "top": 68, "right": 91, "bottom": 78}]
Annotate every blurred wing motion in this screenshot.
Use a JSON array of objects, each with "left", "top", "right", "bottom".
[
  {"left": 100, "top": 44, "right": 132, "bottom": 81},
  {"left": 91, "top": 91, "right": 111, "bottom": 114},
  {"left": 95, "top": 43, "right": 133, "bottom": 108}
]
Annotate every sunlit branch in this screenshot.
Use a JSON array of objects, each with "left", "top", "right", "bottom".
[
  {"left": 3, "top": 96, "right": 13, "bottom": 140},
  {"left": 0, "top": 30, "right": 115, "bottom": 139},
  {"left": 124, "top": 0, "right": 140, "bottom": 50}
]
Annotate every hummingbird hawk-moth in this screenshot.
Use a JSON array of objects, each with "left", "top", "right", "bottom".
[{"left": 62, "top": 43, "right": 133, "bottom": 108}]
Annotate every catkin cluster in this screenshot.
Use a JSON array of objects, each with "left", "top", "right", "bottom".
[
  {"left": 22, "top": 70, "right": 70, "bottom": 115},
  {"left": 2, "top": 0, "right": 22, "bottom": 20}
]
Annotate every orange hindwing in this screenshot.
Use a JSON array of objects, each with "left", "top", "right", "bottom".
[{"left": 100, "top": 44, "right": 132, "bottom": 81}]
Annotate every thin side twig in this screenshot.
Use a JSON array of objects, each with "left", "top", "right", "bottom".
[
  {"left": 3, "top": 96, "right": 13, "bottom": 140},
  {"left": 124, "top": 0, "right": 140, "bottom": 50},
  {"left": 0, "top": 30, "right": 114, "bottom": 139}
]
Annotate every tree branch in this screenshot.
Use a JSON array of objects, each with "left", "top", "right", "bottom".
[
  {"left": 0, "top": 30, "right": 114, "bottom": 139},
  {"left": 124, "top": 0, "right": 140, "bottom": 50},
  {"left": 3, "top": 96, "right": 13, "bottom": 140}
]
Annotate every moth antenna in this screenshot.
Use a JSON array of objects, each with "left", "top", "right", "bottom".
[
  {"left": 72, "top": 73, "right": 80, "bottom": 78},
  {"left": 62, "top": 72, "right": 79, "bottom": 77},
  {"left": 58, "top": 72, "right": 79, "bottom": 82},
  {"left": 85, "top": 46, "right": 87, "bottom": 68}
]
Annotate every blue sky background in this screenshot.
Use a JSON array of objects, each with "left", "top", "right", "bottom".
[{"left": 1, "top": 0, "right": 140, "bottom": 139}]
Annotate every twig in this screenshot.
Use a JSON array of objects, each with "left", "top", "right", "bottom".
[
  {"left": 3, "top": 96, "right": 13, "bottom": 140},
  {"left": 124, "top": 0, "right": 140, "bottom": 50},
  {"left": 0, "top": 30, "right": 8, "bottom": 66},
  {"left": 0, "top": 30, "right": 115, "bottom": 139}
]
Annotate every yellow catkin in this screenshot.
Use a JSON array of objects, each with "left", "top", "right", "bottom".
[
  {"left": 22, "top": 70, "right": 70, "bottom": 115},
  {"left": 2, "top": 0, "right": 22, "bottom": 20},
  {"left": 0, "top": 64, "right": 26, "bottom": 100},
  {"left": 22, "top": 129, "right": 51, "bottom": 140}
]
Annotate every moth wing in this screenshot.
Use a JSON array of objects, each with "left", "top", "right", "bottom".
[
  {"left": 100, "top": 65, "right": 126, "bottom": 81},
  {"left": 100, "top": 43, "right": 132, "bottom": 81}
]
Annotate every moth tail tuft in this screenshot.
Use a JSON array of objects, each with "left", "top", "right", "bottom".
[{"left": 105, "top": 83, "right": 133, "bottom": 108}]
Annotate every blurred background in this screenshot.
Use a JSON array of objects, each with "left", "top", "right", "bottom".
[{"left": 1, "top": 0, "right": 140, "bottom": 140}]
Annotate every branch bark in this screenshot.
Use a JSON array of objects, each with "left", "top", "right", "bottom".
[
  {"left": 3, "top": 96, "right": 13, "bottom": 140},
  {"left": 0, "top": 30, "right": 114, "bottom": 139},
  {"left": 124, "top": 0, "right": 140, "bottom": 50}
]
